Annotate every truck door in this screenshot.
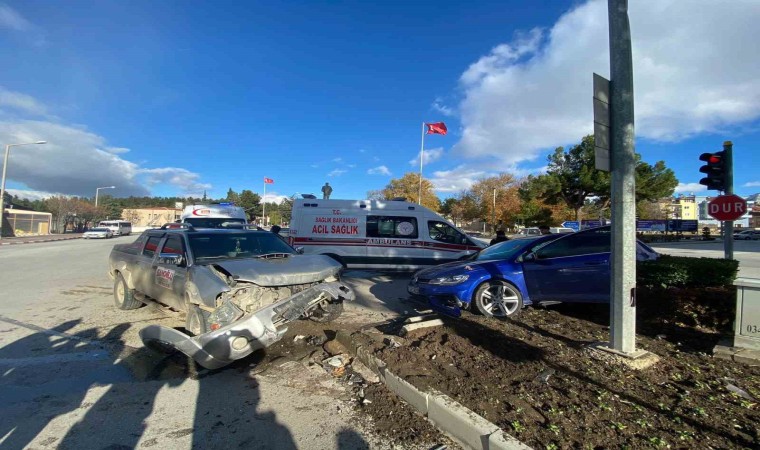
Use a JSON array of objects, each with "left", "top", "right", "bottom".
[
  {"left": 135, "top": 234, "right": 164, "bottom": 298},
  {"left": 152, "top": 234, "right": 188, "bottom": 311}
]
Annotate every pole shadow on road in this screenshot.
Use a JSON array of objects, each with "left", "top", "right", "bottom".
[{"left": 0, "top": 319, "right": 310, "bottom": 450}]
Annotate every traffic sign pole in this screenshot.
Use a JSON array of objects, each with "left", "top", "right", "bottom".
[{"left": 724, "top": 141, "right": 734, "bottom": 260}]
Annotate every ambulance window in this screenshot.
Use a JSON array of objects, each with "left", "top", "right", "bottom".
[
  {"left": 367, "top": 216, "right": 418, "bottom": 239},
  {"left": 428, "top": 221, "right": 469, "bottom": 245}
]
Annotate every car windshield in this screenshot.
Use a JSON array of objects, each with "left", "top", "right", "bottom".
[
  {"left": 473, "top": 235, "right": 559, "bottom": 261},
  {"left": 189, "top": 232, "right": 295, "bottom": 261},
  {"left": 183, "top": 218, "right": 247, "bottom": 229}
]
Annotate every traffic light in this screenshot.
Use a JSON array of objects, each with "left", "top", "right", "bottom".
[{"left": 698, "top": 151, "right": 726, "bottom": 191}]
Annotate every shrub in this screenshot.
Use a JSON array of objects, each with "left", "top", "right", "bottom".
[{"left": 637, "top": 255, "right": 739, "bottom": 288}]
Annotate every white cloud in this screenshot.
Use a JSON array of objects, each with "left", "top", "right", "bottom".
[
  {"left": 427, "top": 166, "right": 489, "bottom": 193},
  {"left": 328, "top": 169, "right": 346, "bottom": 177},
  {"left": 332, "top": 157, "right": 343, "bottom": 163},
  {"left": 744, "top": 181, "right": 760, "bottom": 188},
  {"left": 6, "top": 188, "right": 68, "bottom": 201},
  {"left": 454, "top": 0, "right": 760, "bottom": 164},
  {"left": 0, "top": 119, "right": 211, "bottom": 197},
  {"left": 367, "top": 165, "right": 391, "bottom": 176},
  {"left": 260, "top": 193, "right": 289, "bottom": 204},
  {"left": 0, "top": 87, "right": 48, "bottom": 116},
  {"left": 674, "top": 183, "right": 707, "bottom": 194},
  {"left": 0, "top": 3, "right": 31, "bottom": 31},
  {"left": 409, "top": 147, "right": 444, "bottom": 166},
  {"left": 432, "top": 97, "right": 455, "bottom": 117}
]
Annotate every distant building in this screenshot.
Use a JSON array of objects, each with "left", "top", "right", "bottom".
[
  {"left": 122, "top": 207, "right": 181, "bottom": 228},
  {"left": 1, "top": 208, "right": 52, "bottom": 237},
  {"left": 668, "top": 194, "right": 697, "bottom": 220}
]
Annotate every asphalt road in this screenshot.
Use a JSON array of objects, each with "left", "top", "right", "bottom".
[
  {"left": 650, "top": 239, "right": 760, "bottom": 278},
  {"left": 0, "top": 236, "right": 418, "bottom": 450}
]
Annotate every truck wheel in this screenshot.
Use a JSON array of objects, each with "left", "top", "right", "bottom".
[
  {"left": 114, "top": 272, "right": 142, "bottom": 310},
  {"left": 185, "top": 305, "right": 209, "bottom": 336},
  {"left": 308, "top": 301, "right": 344, "bottom": 323}
]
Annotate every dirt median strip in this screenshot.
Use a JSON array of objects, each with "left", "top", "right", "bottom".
[{"left": 336, "top": 330, "right": 531, "bottom": 450}]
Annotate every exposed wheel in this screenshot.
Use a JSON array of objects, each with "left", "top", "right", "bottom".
[
  {"left": 185, "top": 305, "right": 209, "bottom": 335},
  {"left": 473, "top": 280, "right": 523, "bottom": 318},
  {"left": 308, "top": 301, "right": 344, "bottom": 323},
  {"left": 114, "top": 272, "right": 142, "bottom": 310}
]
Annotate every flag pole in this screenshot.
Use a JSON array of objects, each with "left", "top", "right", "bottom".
[
  {"left": 262, "top": 181, "right": 267, "bottom": 227},
  {"left": 419, "top": 122, "right": 425, "bottom": 204}
]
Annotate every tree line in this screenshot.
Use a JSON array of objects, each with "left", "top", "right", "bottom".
[{"left": 5, "top": 135, "right": 678, "bottom": 232}]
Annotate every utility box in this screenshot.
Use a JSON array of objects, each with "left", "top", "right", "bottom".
[{"left": 733, "top": 278, "right": 760, "bottom": 350}]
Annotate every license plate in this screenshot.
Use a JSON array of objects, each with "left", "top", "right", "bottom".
[{"left": 408, "top": 285, "right": 420, "bottom": 295}]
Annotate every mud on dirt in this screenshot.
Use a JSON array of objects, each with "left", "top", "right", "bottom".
[{"left": 356, "top": 286, "right": 759, "bottom": 449}]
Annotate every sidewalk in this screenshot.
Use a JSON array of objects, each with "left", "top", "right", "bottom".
[{"left": 0, "top": 234, "right": 83, "bottom": 246}]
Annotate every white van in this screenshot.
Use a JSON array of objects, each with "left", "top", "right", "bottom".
[
  {"left": 98, "top": 220, "right": 132, "bottom": 236},
  {"left": 180, "top": 203, "right": 247, "bottom": 228},
  {"left": 289, "top": 199, "right": 486, "bottom": 269}
]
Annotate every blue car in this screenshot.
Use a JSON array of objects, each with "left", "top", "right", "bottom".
[{"left": 407, "top": 226, "right": 659, "bottom": 318}]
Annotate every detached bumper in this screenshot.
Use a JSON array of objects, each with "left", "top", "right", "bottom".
[{"left": 139, "top": 281, "right": 354, "bottom": 369}]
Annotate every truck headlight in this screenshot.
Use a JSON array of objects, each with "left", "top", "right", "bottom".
[{"left": 428, "top": 274, "right": 469, "bottom": 285}]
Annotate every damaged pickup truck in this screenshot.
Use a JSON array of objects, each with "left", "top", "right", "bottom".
[{"left": 108, "top": 224, "right": 354, "bottom": 369}]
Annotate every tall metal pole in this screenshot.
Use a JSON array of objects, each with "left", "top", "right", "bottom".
[
  {"left": 95, "top": 189, "right": 100, "bottom": 207},
  {"left": 608, "top": 0, "right": 637, "bottom": 354},
  {"left": 723, "top": 140, "right": 734, "bottom": 260},
  {"left": 263, "top": 182, "right": 267, "bottom": 227},
  {"left": 419, "top": 122, "right": 426, "bottom": 205},
  {"left": 492, "top": 188, "right": 497, "bottom": 232},
  {"left": 0, "top": 145, "right": 11, "bottom": 240}
]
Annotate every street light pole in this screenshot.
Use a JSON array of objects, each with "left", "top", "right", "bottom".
[
  {"left": 95, "top": 186, "right": 116, "bottom": 207},
  {"left": 0, "top": 141, "right": 47, "bottom": 240}
]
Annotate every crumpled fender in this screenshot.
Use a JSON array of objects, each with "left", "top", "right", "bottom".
[{"left": 139, "top": 281, "right": 354, "bottom": 370}]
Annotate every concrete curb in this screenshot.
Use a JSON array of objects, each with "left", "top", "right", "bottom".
[
  {"left": 336, "top": 331, "right": 532, "bottom": 450},
  {"left": 0, "top": 236, "right": 82, "bottom": 246}
]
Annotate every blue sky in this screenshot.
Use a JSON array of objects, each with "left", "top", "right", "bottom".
[{"left": 1, "top": 0, "right": 759, "bottom": 204}]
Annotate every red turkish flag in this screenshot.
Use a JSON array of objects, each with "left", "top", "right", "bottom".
[
  {"left": 264, "top": 177, "right": 274, "bottom": 184},
  {"left": 425, "top": 122, "right": 447, "bottom": 135}
]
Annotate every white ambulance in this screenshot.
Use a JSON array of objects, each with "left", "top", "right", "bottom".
[
  {"left": 289, "top": 198, "right": 486, "bottom": 269},
  {"left": 180, "top": 203, "right": 247, "bottom": 228}
]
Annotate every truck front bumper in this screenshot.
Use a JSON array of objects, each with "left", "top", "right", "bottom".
[{"left": 139, "top": 281, "right": 355, "bottom": 370}]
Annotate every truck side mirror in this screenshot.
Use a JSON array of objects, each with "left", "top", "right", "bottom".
[{"left": 523, "top": 252, "right": 536, "bottom": 262}]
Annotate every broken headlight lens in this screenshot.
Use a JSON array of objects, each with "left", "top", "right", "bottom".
[{"left": 208, "top": 298, "right": 244, "bottom": 331}]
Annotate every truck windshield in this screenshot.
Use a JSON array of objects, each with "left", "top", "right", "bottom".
[
  {"left": 189, "top": 232, "right": 295, "bottom": 260},
  {"left": 183, "top": 218, "right": 247, "bottom": 229}
]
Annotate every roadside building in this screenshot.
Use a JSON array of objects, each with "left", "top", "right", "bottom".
[
  {"left": 121, "top": 207, "right": 181, "bottom": 228},
  {"left": 1, "top": 208, "right": 52, "bottom": 237}
]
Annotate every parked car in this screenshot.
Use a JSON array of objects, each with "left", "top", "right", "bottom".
[
  {"left": 734, "top": 230, "right": 760, "bottom": 240},
  {"left": 83, "top": 227, "right": 114, "bottom": 239},
  {"left": 512, "top": 227, "right": 542, "bottom": 238},
  {"left": 549, "top": 227, "right": 575, "bottom": 234},
  {"left": 108, "top": 225, "right": 355, "bottom": 369},
  {"left": 408, "top": 226, "right": 659, "bottom": 318}
]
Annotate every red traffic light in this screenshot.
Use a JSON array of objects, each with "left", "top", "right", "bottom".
[{"left": 699, "top": 152, "right": 723, "bottom": 164}]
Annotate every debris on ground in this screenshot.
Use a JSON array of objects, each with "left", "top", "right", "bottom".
[
  {"left": 323, "top": 339, "right": 348, "bottom": 356},
  {"left": 399, "top": 318, "right": 444, "bottom": 336}
]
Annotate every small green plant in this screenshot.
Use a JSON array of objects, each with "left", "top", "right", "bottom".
[
  {"left": 658, "top": 402, "right": 671, "bottom": 411},
  {"left": 598, "top": 402, "right": 612, "bottom": 411},
  {"left": 634, "top": 419, "right": 650, "bottom": 428},
  {"left": 610, "top": 422, "right": 627, "bottom": 431},
  {"left": 547, "top": 424, "right": 560, "bottom": 435},
  {"left": 648, "top": 436, "right": 669, "bottom": 448},
  {"left": 511, "top": 421, "right": 525, "bottom": 433},
  {"left": 677, "top": 430, "right": 694, "bottom": 441},
  {"left": 692, "top": 407, "right": 708, "bottom": 417},
  {"left": 739, "top": 399, "right": 756, "bottom": 409},
  {"left": 546, "top": 444, "right": 558, "bottom": 450}
]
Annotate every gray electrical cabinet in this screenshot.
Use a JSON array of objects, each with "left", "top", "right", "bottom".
[{"left": 734, "top": 278, "right": 760, "bottom": 350}]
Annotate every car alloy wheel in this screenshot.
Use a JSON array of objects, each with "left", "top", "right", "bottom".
[{"left": 474, "top": 280, "right": 523, "bottom": 318}]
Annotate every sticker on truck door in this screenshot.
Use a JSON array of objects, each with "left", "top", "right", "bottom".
[{"left": 155, "top": 267, "right": 175, "bottom": 289}]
